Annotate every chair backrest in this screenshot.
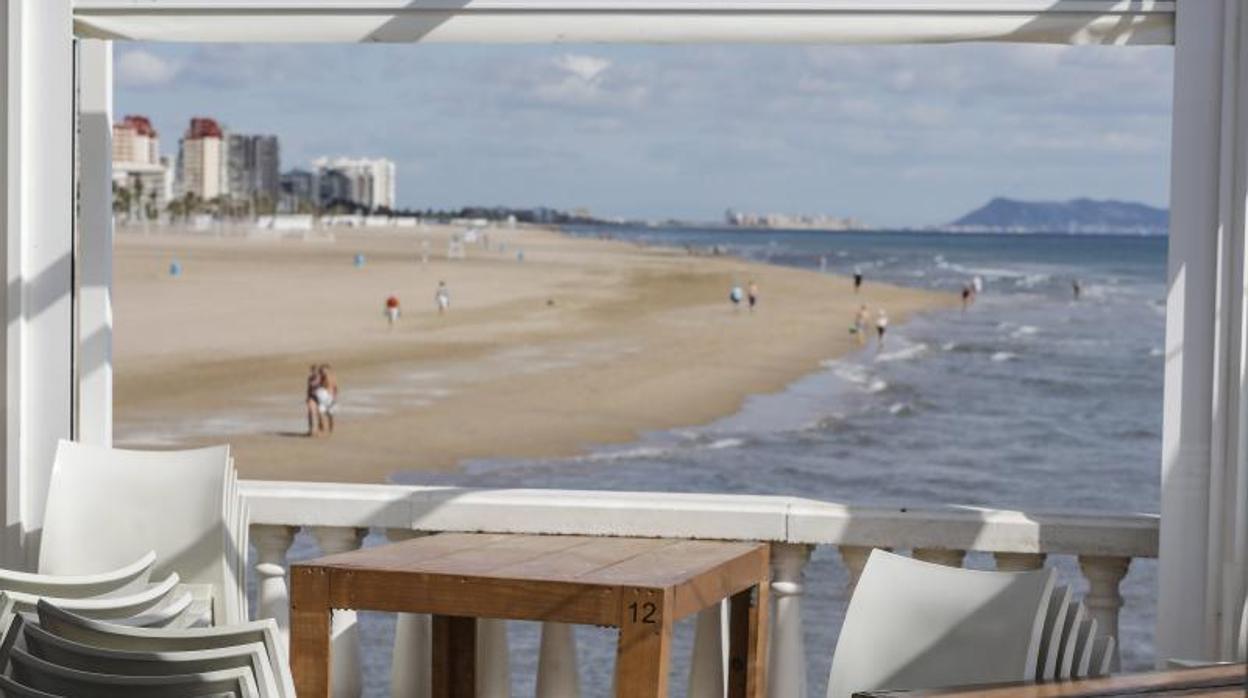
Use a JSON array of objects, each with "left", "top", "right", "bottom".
[
  {"left": 0, "top": 551, "right": 154, "bottom": 598},
  {"left": 826, "top": 549, "right": 1055, "bottom": 698},
  {"left": 1035, "top": 584, "right": 1071, "bottom": 680},
  {"left": 9, "top": 647, "right": 259, "bottom": 698},
  {"left": 38, "top": 440, "right": 241, "bottom": 623},
  {"left": 22, "top": 624, "right": 282, "bottom": 698},
  {"left": 1055, "top": 601, "right": 1086, "bottom": 679},
  {"left": 36, "top": 600, "right": 293, "bottom": 698},
  {"left": 0, "top": 675, "right": 65, "bottom": 698}
]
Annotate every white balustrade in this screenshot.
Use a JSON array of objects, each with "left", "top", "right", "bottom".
[
  {"left": 1078, "top": 555, "right": 1131, "bottom": 671},
  {"left": 312, "top": 526, "right": 368, "bottom": 698},
  {"left": 477, "top": 618, "right": 512, "bottom": 698},
  {"left": 687, "top": 604, "right": 725, "bottom": 698},
  {"left": 240, "top": 482, "right": 1159, "bottom": 696},
  {"left": 386, "top": 529, "right": 431, "bottom": 698},
  {"left": 536, "top": 622, "right": 580, "bottom": 697},
  {"left": 769, "top": 543, "right": 813, "bottom": 698},
  {"left": 251, "top": 524, "right": 297, "bottom": 647}
]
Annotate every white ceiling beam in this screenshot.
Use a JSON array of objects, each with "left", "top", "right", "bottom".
[{"left": 71, "top": 0, "right": 1175, "bottom": 45}]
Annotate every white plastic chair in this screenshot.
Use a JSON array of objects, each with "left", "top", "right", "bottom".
[
  {"left": 1034, "top": 584, "right": 1071, "bottom": 680},
  {"left": 39, "top": 440, "right": 246, "bottom": 625},
  {"left": 22, "top": 623, "right": 282, "bottom": 698},
  {"left": 826, "top": 549, "right": 1056, "bottom": 698},
  {"left": 35, "top": 600, "right": 294, "bottom": 698},
  {"left": 0, "top": 552, "right": 154, "bottom": 599},
  {"left": 1088, "top": 635, "right": 1115, "bottom": 676},
  {"left": 8, "top": 647, "right": 260, "bottom": 698},
  {"left": 0, "top": 675, "right": 64, "bottom": 698},
  {"left": 1069, "top": 617, "right": 1098, "bottom": 678}
]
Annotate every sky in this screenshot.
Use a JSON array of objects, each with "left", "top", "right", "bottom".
[{"left": 115, "top": 42, "right": 1173, "bottom": 228}]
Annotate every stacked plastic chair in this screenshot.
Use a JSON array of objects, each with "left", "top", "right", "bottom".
[
  {"left": 0, "top": 599, "right": 293, "bottom": 697},
  {"left": 826, "top": 549, "right": 1120, "bottom": 698},
  {"left": 36, "top": 440, "right": 249, "bottom": 627}
]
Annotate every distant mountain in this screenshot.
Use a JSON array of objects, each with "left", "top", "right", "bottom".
[{"left": 943, "top": 197, "right": 1168, "bottom": 235}]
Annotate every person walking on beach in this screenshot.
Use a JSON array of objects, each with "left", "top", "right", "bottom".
[
  {"left": 305, "top": 364, "right": 323, "bottom": 437},
  {"left": 435, "top": 281, "right": 451, "bottom": 314},
  {"left": 384, "top": 295, "right": 400, "bottom": 328},
  {"left": 875, "top": 309, "right": 889, "bottom": 347},
  {"left": 853, "top": 268, "right": 864, "bottom": 293},
  {"left": 315, "top": 363, "right": 338, "bottom": 435},
  {"left": 747, "top": 280, "right": 759, "bottom": 312},
  {"left": 730, "top": 283, "right": 744, "bottom": 311},
  {"left": 853, "top": 304, "right": 871, "bottom": 346}
]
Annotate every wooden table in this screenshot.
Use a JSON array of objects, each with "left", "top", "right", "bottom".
[
  {"left": 854, "top": 662, "right": 1246, "bottom": 697},
  {"left": 289, "top": 533, "right": 771, "bottom": 698}
]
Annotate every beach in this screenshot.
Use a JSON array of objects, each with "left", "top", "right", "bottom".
[{"left": 113, "top": 224, "right": 955, "bottom": 483}]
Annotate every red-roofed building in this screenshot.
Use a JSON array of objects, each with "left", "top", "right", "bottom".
[
  {"left": 178, "top": 117, "right": 226, "bottom": 199},
  {"left": 112, "top": 114, "right": 160, "bottom": 165}
]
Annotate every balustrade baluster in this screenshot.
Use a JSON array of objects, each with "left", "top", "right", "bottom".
[
  {"left": 386, "top": 530, "right": 431, "bottom": 698},
  {"left": 687, "top": 604, "right": 724, "bottom": 698},
  {"left": 536, "top": 622, "right": 579, "bottom": 697},
  {"left": 1078, "top": 555, "right": 1131, "bottom": 671},
  {"left": 313, "top": 526, "right": 368, "bottom": 698},
  {"left": 994, "top": 552, "right": 1047, "bottom": 571},
  {"left": 251, "top": 524, "right": 298, "bottom": 647},
  {"left": 769, "top": 543, "right": 813, "bottom": 698},
  {"left": 477, "top": 618, "right": 511, "bottom": 698},
  {"left": 912, "top": 548, "right": 967, "bottom": 567}
]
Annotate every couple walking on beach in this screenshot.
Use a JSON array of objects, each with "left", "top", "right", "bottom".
[
  {"left": 853, "top": 305, "right": 888, "bottom": 347},
  {"left": 306, "top": 364, "right": 339, "bottom": 437},
  {"left": 730, "top": 280, "right": 759, "bottom": 311}
]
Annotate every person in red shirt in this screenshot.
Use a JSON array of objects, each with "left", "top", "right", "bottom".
[{"left": 385, "top": 295, "right": 400, "bottom": 328}]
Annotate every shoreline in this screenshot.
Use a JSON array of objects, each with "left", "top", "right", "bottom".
[{"left": 113, "top": 223, "right": 957, "bottom": 483}]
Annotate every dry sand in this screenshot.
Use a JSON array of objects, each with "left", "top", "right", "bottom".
[{"left": 113, "top": 224, "right": 955, "bottom": 483}]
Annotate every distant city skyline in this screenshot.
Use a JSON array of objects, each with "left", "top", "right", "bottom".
[{"left": 115, "top": 42, "right": 1172, "bottom": 228}]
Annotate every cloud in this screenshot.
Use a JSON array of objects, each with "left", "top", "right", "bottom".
[
  {"left": 555, "top": 54, "right": 612, "bottom": 83},
  {"left": 115, "top": 49, "right": 180, "bottom": 88},
  {"left": 527, "top": 53, "right": 648, "bottom": 110}
]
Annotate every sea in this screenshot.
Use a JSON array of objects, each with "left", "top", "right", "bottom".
[{"left": 286, "top": 226, "right": 1168, "bottom": 697}]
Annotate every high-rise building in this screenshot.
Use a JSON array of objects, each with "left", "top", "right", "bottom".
[
  {"left": 311, "top": 156, "right": 396, "bottom": 211},
  {"left": 226, "top": 134, "right": 280, "bottom": 202},
  {"left": 112, "top": 115, "right": 160, "bottom": 166},
  {"left": 279, "top": 169, "right": 318, "bottom": 212},
  {"left": 176, "top": 117, "right": 226, "bottom": 201},
  {"left": 112, "top": 115, "right": 172, "bottom": 216}
]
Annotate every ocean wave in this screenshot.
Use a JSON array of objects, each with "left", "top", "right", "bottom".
[
  {"left": 1149, "top": 347, "right": 1163, "bottom": 357},
  {"left": 990, "top": 352, "right": 1017, "bottom": 362},
  {"left": 941, "top": 342, "right": 958, "bottom": 351},
  {"left": 875, "top": 343, "right": 929, "bottom": 363},
  {"left": 703, "top": 437, "right": 746, "bottom": 450},
  {"left": 1010, "top": 325, "right": 1039, "bottom": 339},
  {"left": 866, "top": 379, "right": 889, "bottom": 394},
  {"left": 581, "top": 446, "right": 674, "bottom": 462},
  {"left": 888, "top": 402, "right": 911, "bottom": 416}
]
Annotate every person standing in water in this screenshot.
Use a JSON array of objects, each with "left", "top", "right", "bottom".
[
  {"left": 875, "top": 309, "right": 889, "bottom": 347},
  {"left": 853, "top": 304, "right": 871, "bottom": 346},
  {"left": 435, "top": 281, "right": 451, "bottom": 314},
  {"left": 961, "top": 285, "right": 972, "bottom": 312},
  {"left": 747, "top": 280, "right": 759, "bottom": 311},
  {"left": 853, "top": 268, "right": 864, "bottom": 293},
  {"left": 1072, "top": 279, "right": 1082, "bottom": 300}
]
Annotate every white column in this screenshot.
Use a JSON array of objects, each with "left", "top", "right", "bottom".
[
  {"left": 313, "top": 527, "right": 367, "bottom": 698},
  {"left": 769, "top": 543, "right": 812, "bottom": 698},
  {"left": 386, "top": 529, "right": 431, "bottom": 698},
  {"left": 75, "top": 39, "right": 112, "bottom": 447},
  {"left": 1160, "top": 0, "right": 1248, "bottom": 665},
  {"left": 0, "top": 0, "right": 75, "bottom": 570},
  {"left": 686, "top": 605, "right": 723, "bottom": 698},
  {"left": 912, "top": 548, "right": 966, "bottom": 568},
  {"left": 477, "top": 618, "right": 511, "bottom": 698},
  {"left": 251, "top": 525, "right": 297, "bottom": 646},
  {"left": 1078, "top": 555, "right": 1130, "bottom": 671},
  {"left": 536, "top": 622, "right": 579, "bottom": 698}
]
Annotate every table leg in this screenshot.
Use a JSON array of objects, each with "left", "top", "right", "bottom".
[
  {"left": 432, "top": 615, "right": 477, "bottom": 698},
  {"left": 290, "top": 567, "right": 332, "bottom": 698},
  {"left": 616, "top": 588, "right": 672, "bottom": 698},
  {"left": 728, "top": 583, "right": 770, "bottom": 698}
]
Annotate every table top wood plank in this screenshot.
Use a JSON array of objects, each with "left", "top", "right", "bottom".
[
  {"left": 672, "top": 544, "right": 769, "bottom": 619},
  {"left": 311, "top": 532, "right": 515, "bottom": 569},
  {"left": 853, "top": 663, "right": 1246, "bottom": 697},
  {"left": 578, "top": 540, "right": 766, "bottom": 588},
  {"left": 489, "top": 537, "right": 678, "bottom": 582}
]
